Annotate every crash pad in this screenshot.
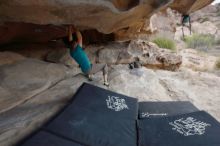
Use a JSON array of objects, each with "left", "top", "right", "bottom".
[
  {"left": 44, "top": 83, "right": 138, "bottom": 146},
  {"left": 19, "top": 131, "right": 84, "bottom": 146},
  {"left": 138, "top": 111, "right": 220, "bottom": 146},
  {"left": 138, "top": 101, "right": 198, "bottom": 119}
]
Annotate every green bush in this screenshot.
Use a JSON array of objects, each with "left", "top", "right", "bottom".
[
  {"left": 216, "top": 58, "right": 220, "bottom": 69},
  {"left": 184, "top": 34, "right": 215, "bottom": 50},
  {"left": 215, "top": 39, "right": 220, "bottom": 45},
  {"left": 153, "top": 37, "right": 176, "bottom": 51}
]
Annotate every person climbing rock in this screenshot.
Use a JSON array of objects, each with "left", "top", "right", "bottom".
[
  {"left": 63, "top": 25, "right": 109, "bottom": 86},
  {"left": 181, "top": 14, "right": 192, "bottom": 38}
]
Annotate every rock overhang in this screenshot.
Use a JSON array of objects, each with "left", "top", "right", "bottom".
[
  {"left": 1, "top": 0, "right": 213, "bottom": 33},
  {"left": 0, "top": 0, "right": 214, "bottom": 44}
]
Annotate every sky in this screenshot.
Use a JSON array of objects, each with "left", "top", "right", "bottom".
[{"left": 212, "top": 0, "right": 220, "bottom": 4}]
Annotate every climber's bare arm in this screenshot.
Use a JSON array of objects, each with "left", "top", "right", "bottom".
[
  {"left": 76, "top": 30, "right": 83, "bottom": 47},
  {"left": 68, "top": 26, "right": 73, "bottom": 41},
  {"left": 67, "top": 25, "right": 82, "bottom": 47}
]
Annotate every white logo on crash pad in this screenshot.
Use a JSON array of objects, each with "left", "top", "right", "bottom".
[
  {"left": 169, "top": 117, "right": 211, "bottom": 136},
  {"left": 106, "top": 95, "right": 129, "bottom": 111},
  {"left": 141, "top": 112, "right": 167, "bottom": 118}
]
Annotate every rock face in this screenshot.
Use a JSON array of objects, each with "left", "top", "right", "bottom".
[
  {"left": 0, "top": 22, "right": 67, "bottom": 45},
  {"left": 170, "top": 0, "right": 214, "bottom": 14},
  {"left": 98, "top": 40, "right": 182, "bottom": 71},
  {"left": 0, "top": 0, "right": 213, "bottom": 33},
  {"left": 0, "top": 0, "right": 174, "bottom": 34},
  {"left": 191, "top": 4, "right": 220, "bottom": 27},
  {"left": 174, "top": 26, "right": 191, "bottom": 42},
  {"left": 0, "top": 0, "right": 214, "bottom": 45},
  {"left": 106, "top": 66, "right": 220, "bottom": 122},
  {"left": 0, "top": 59, "right": 72, "bottom": 114},
  {"left": 146, "top": 8, "right": 177, "bottom": 40},
  {"left": 0, "top": 51, "right": 26, "bottom": 65},
  {"left": 180, "top": 49, "right": 218, "bottom": 71},
  {"left": 98, "top": 42, "right": 134, "bottom": 64},
  {"left": 0, "top": 59, "right": 85, "bottom": 145},
  {"left": 128, "top": 40, "right": 182, "bottom": 71},
  {"left": 46, "top": 48, "right": 78, "bottom": 67},
  {"left": 44, "top": 41, "right": 182, "bottom": 70},
  {"left": 191, "top": 4, "right": 220, "bottom": 40},
  {"left": 0, "top": 75, "right": 87, "bottom": 146},
  {"left": 192, "top": 21, "right": 218, "bottom": 36},
  {"left": 0, "top": 59, "right": 220, "bottom": 146}
]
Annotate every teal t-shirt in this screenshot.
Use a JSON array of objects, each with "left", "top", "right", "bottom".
[
  {"left": 183, "top": 15, "right": 190, "bottom": 23},
  {"left": 70, "top": 44, "right": 91, "bottom": 74}
]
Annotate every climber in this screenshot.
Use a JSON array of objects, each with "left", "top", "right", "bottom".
[
  {"left": 63, "top": 25, "right": 109, "bottom": 86},
  {"left": 181, "top": 14, "right": 192, "bottom": 38}
]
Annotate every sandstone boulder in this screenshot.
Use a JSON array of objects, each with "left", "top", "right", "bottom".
[
  {"left": 0, "top": 51, "right": 26, "bottom": 66},
  {"left": 0, "top": 42, "right": 66, "bottom": 60},
  {"left": 180, "top": 49, "right": 218, "bottom": 71},
  {"left": 156, "top": 68, "right": 220, "bottom": 120},
  {"left": 0, "top": 59, "right": 71, "bottom": 114},
  {"left": 0, "top": 0, "right": 214, "bottom": 44},
  {"left": 174, "top": 26, "right": 191, "bottom": 42},
  {"left": 98, "top": 43, "right": 134, "bottom": 64},
  {"left": 0, "top": 22, "right": 67, "bottom": 44},
  {"left": 0, "top": 75, "right": 87, "bottom": 146},
  {"left": 103, "top": 65, "right": 220, "bottom": 121},
  {"left": 129, "top": 40, "right": 182, "bottom": 71},
  {"left": 192, "top": 21, "right": 218, "bottom": 36},
  {"left": 170, "top": 0, "right": 214, "bottom": 14},
  {"left": 97, "top": 40, "right": 182, "bottom": 70},
  {"left": 147, "top": 9, "right": 177, "bottom": 40},
  {"left": 46, "top": 48, "right": 78, "bottom": 67},
  {"left": 46, "top": 45, "right": 100, "bottom": 66},
  {"left": 191, "top": 4, "right": 220, "bottom": 23},
  {"left": 85, "top": 45, "right": 103, "bottom": 64},
  {"left": 1, "top": 62, "right": 220, "bottom": 146},
  {"left": 0, "top": 0, "right": 174, "bottom": 34},
  {"left": 108, "top": 67, "right": 171, "bottom": 101}
]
